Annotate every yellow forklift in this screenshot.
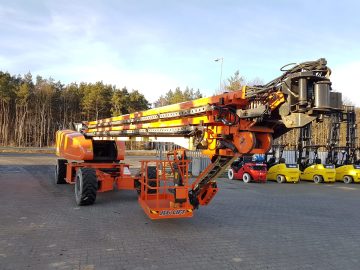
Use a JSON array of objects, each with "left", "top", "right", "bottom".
[
  {"left": 297, "top": 124, "right": 336, "bottom": 183},
  {"left": 331, "top": 147, "right": 360, "bottom": 183},
  {"left": 266, "top": 144, "right": 300, "bottom": 183},
  {"left": 326, "top": 106, "right": 360, "bottom": 183}
]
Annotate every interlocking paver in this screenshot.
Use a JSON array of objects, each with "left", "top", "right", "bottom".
[{"left": 1, "top": 153, "right": 360, "bottom": 270}]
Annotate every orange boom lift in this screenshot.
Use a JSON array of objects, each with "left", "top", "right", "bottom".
[{"left": 55, "top": 59, "right": 342, "bottom": 219}]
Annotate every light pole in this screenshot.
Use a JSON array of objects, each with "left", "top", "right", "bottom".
[{"left": 214, "top": 57, "right": 223, "bottom": 92}]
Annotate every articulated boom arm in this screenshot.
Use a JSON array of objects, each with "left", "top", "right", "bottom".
[
  {"left": 56, "top": 59, "right": 342, "bottom": 218},
  {"left": 82, "top": 59, "right": 341, "bottom": 203},
  {"left": 84, "top": 58, "right": 341, "bottom": 155}
]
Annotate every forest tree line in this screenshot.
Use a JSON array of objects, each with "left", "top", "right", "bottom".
[
  {"left": 0, "top": 69, "right": 358, "bottom": 148},
  {"left": 0, "top": 71, "right": 201, "bottom": 147},
  {"left": 154, "top": 87, "right": 202, "bottom": 107}
]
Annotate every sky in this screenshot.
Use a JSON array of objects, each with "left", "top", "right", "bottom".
[{"left": 0, "top": 0, "right": 359, "bottom": 104}]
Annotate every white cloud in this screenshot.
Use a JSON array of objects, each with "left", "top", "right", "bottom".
[
  {"left": 28, "top": 10, "right": 199, "bottom": 103},
  {"left": 0, "top": 55, "right": 13, "bottom": 70},
  {"left": 0, "top": 8, "right": 183, "bottom": 104},
  {"left": 6, "top": 0, "right": 358, "bottom": 107},
  {"left": 331, "top": 62, "right": 360, "bottom": 106},
  {"left": 36, "top": 61, "right": 180, "bottom": 103}
]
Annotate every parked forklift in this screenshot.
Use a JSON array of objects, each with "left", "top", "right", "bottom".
[
  {"left": 296, "top": 124, "right": 336, "bottom": 183},
  {"left": 326, "top": 106, "right": 360, "bottom": 183},
  {"left": 266, "top": 144, "right": 300, "bottom": 183},
  {"left": 228, "top": 155, "right": 267, "bottom": 183}
]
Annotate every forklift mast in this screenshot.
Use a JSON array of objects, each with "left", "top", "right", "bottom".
[
  {"left": 344, "top": 106, "right": 357, "bottom": 163},
  {"left": 326, "top": 106, "right": 357, "bottom": 165},
  {"left": 297, "top": 123, "right": 312, "bottom": 169},
  {"left": 266, "top": 144, "right": 286, "bottom": 164},
  {"left": 326, "top": 113, "right": 341, "bottom": 164}
]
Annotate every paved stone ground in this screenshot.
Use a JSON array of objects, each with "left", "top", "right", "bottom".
[{"left": 1, "top": 153, "right": 360, "bottom": 270}]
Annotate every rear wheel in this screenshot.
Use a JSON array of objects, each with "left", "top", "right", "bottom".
[
  {"left": 242, "top": 173, "right": 251, "bottom": 183},
  {"left": 55, "top": 159, "right": 67, "bottom": 184},
  {"left": 313, "top": 175, "right": 323, "bottom": 184},
  {"left": 75, "top": 168, "right": 98, "bottom": 206},
  {"left": 276, "top": 175, "right": 286, "bottom": 184},
  {"left": 134, "top": 171, "right": 141, "bottom": 195},
  {"left": 343, "top": 175, "right": 353, "bottom": 184},
  {"left": 228, "top": 168, "right": 235, "bottom": 180},
  {"left": 146, "top": 166, "right": 157, "bottom": 194}
]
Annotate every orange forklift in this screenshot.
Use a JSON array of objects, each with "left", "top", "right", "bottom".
[{"left": 55, "top": 59, "right": 341, "bottom": 219}]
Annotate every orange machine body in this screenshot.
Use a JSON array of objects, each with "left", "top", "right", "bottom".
[
  {"left": 63, "top": 161, "right": 135, "bottom": 192},
  {"left": 56, "top": 130, "right": 132, "bottom": 193},
  {"left": 56, "top": 130, "right": 125, "bottom": 161},
  {"left": 56, "top": 130, "right": 94, "bottom": 161},
  {"left": 138, "top": 156, "right": 194, "bottom": 219},
  {"left": 54, "top": 59, "right": 339, "bottom": 219}
]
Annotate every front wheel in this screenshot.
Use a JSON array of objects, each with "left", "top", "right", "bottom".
[
  {"left": 55, "top": 159, "right": 67, "bottom": 184},
  {"left": 313, "top": 175, "right": 323, "bottom": 184},
  {"left": 343, "top": 175, "right": 353, "bottom": 184},
  {"left": 228, "top": 168, "right": 235, "bottom": 180},
  {"left": 276, "top": 175, "right": 286, "bottom": 184},
  {"left": 147, "top": 166, "right": 158, "bottom": 194},
  {"left": 75, "top": 168, "right": 98, "bottom": 206},
  {"left": 242, "top": 173, "right": 252, "bottom": 183}
]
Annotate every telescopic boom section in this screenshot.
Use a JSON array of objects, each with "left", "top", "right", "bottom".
[
  {"left": 56, "top": 58, "right": 342, "bottom": 218},
  {"left": 84, "top": 58, "right": 341, "bottom": 150}
]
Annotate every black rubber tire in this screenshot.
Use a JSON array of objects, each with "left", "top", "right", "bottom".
[
  {"left": 147, "top": 166, "right": 157, "bottom": 179},
  {"left": 243, "top": 173, "right": 252, "bottom": 183},
  {"left": 228, "top": 168, "right": 235, "bottom": 180},
  {"left": 134, "top": 169, "right": 143, "bottom": 195},
  {"left": 147, "top": 166, "right": 157, "bottom": 194},
  {"left": 276, "top": 175, "right": 286, "bottom": 184},
  {"left": 75, "top": 168, "right": 98, "bottom": 206},
  {"left": 134, "top": 167, "right": 157, "bottom": 195},
  {"left": 55, "top": 159, "right": 67, "bottom": 184},
  {"left": 313, "top": 175, "right": 323, "bottom": 184},
  {"left": 343, "top": 175, "right": 353, "bottom": 184}
]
